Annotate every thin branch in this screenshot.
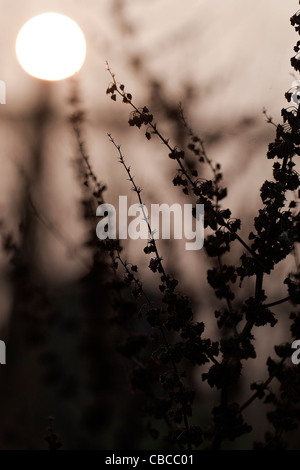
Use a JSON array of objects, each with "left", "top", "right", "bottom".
[
  {"left": 28, "top": 195, "right": 89, "bottom": 269},
  {"left": 240, "top": 358, "right": 286, "bottom": 413},
  {"left": 262, "top": 108, "right": 278, "bottom": 128},
  {"left": 106, "top": 64, "right": 263, "bottom": 265},
  {"left": 72, "top": 120, "right": 106, "bottom": 206},
  {"left": 108, "top": 133, "right": 169, "bottom": 283},
  {"left": 108, "top": 133, "right": 192, "bottom": 450},
  {"left": 265, "top": 296, "right": 291, "bottom": 308}
]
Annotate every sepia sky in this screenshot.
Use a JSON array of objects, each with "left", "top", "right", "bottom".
[
  {"left": 0, "top": 0, "right": 297, "bottom": 115},
  {"left": 0, "top": 1, "right": 300, "bottom": 450},
  {"left": 0, "top": 0, "right": 299, "bottom": 314}
]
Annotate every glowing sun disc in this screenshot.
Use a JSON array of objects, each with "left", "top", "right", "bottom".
[{"left": 16, "top": 13, "right": 86, "bottom": 81}]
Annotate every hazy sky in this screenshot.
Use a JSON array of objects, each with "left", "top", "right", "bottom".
[
  {"left": 0, "top": 0, "right": 297, "bottom": 116},
  {"left": 0, "top": 0, "right": 299, "bottom": 288},
  {"left": 0, "top": 3, "right": 298, "bottom": 447}
]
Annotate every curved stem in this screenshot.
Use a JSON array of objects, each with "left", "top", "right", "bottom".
[
  {"left": 240, "top": 358, "right": 286, "bottom": 413},
  {"left": 265, "top": 296, "right": 291, "bottom": 308},
  {"left": 109, "top": 134, "right": 192, "bottom": 450}
]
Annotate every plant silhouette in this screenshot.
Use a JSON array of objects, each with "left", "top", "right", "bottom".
[{"left": 101, "top": 5, "right": 300, "bottom": 450}]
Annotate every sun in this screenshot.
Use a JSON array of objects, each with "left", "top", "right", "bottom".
[{"left": 16, "top": 13, "right": 86, "bottom": 81}]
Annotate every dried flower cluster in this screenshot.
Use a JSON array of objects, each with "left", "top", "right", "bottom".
[{"left": 101, "top": 6, "right": 300, "bottom": 449}]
